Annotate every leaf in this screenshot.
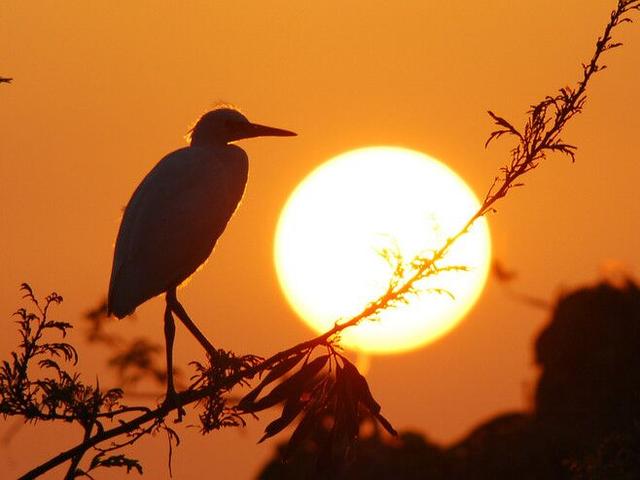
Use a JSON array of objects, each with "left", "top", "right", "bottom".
[
  {"left": 38, "top": 358, "right": 62, "bottom": 372},
  {"left": 239, "top": 352, "right": 305, "bottom": 409},
  {"left": 341, "top": 358, "right": 397, "bottom": 436},
  {"left": 285, "top": 404, "right": 320, "bottom": 457},
  {"left": 45, "top": 292, "right": 63, "bottom": 305},
  {"left": 242, "top": 355, "right": 329, "bottom": 413},
  {"left": 374, "top": 412, "right": 398, "bottom": 436},
  {"left": 258, "top": 397, "right": 306, "bottom": 443},
  {"left": 485, "top": 110, "right": 523, "bottom": 148},
  {"left": 334, "top": 365, "right": 359, "bottom": 440},
  {"left": 89, "top": 453, "right": 143, "bottom": 475},
  {"left": 44, "top": 320, "right": 73, "bottom": 337},
  {"left": 19, "top": 283, "right": 34, "bottom": 300},
  {"left": 341, "top": 359, "right": 380, "bottom": 414},
  {"left": 42, "top": 343, "right": 78, "bottom": 364}
]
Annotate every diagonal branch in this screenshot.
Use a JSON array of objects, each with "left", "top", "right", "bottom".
[{"left": 311, "top": 0, "right": 640, "bottom": 339}]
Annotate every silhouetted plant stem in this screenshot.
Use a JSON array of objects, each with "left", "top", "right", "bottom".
[
  {"left": 64, "top": 424, "right": 91, "bottom": 480},
  {"left": 315, "top": 0, "right": 640, "bottom": 338}
]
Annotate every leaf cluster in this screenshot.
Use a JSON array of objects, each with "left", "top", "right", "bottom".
[
  {"left": 76, "top": 453, "right": 142, "bottom": 478},
  {"left": 239, "top": 346, "right": 396, "bottom": 473},
  {"left": 190, "top": 349, "right": 262, "bottom": 433},
  {"left": 2, "top": 284, "right": 85, "bottom": 424},
  {"left": 0, "top": 285, "right": 155, "bottom": 479}
]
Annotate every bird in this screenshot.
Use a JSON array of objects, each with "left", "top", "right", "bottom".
[{"left": 107, "top": 106, "right": 296, "bottom": 410}]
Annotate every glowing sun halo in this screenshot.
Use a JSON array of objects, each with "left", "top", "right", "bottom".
[{"left": 274, "top": 146, "right": 491, "bottom": 354}]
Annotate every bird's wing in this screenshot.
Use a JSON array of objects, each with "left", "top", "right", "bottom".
[{"left": 108, "top": 146, "right": 248, "bottom": 316}]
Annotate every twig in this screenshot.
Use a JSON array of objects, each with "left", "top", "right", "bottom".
[{"left": 302, "top": 0, "right": 640, "bottom": 340}]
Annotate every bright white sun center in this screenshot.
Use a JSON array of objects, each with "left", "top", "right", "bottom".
[{"left": 274, "top": 146, "right": 491, "bottom": 354}]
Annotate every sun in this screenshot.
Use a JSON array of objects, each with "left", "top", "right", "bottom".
[{"left": 274, "top": 146, "right": 491, "bottom": 354}]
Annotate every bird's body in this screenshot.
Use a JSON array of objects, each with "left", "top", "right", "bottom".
[
  {"left": 108, "top": 144, "right": 248, "bottom": 317},
  {"left": 107, "top": 107, "right": 295, "bottom": 414}
]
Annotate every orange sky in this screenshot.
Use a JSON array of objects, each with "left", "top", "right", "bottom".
[{"left": 1, "top": 1, "right": 639, "bottom": 478}]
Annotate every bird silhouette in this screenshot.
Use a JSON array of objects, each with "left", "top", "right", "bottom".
[{"left": 108, "top": 107, "right": 295, "bottom": 411}]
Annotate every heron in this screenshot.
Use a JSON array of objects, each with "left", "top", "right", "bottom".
[{"left": 107, "top": 107, "right": 296, "bottom": 410}]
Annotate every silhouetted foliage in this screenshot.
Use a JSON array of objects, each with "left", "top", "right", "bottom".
[
  {"left": 0, "top": 285, "right": 156, "bottom": 479},
  {"left": 259, "top": 281, "right": 640, "bottom": 479},
  {"left": 191, "top": 348, "right": 262, "bottom": 433},
  {"left": 536, "top": 282, "right": 640, "bottom": 477},
  {"left": 2, "top": 1, "right": 639, "bottom": 478},
  {"left": 240, "top": 349, "right": 396, "bottom": 473}
]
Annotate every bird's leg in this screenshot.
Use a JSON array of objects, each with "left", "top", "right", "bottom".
[
  {"left": 163, "top": 302, "right": 185, "bottom": 421},
  {"left": 166, "top": 287, "right": 217, "bottom": 360}
]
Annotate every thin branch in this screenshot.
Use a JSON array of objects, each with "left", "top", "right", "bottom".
[
  {"left": 306, "top": 0, "right": 640, "bottom": 341},
  {"left": 64, "top": 423, "right": 92, "bottom": 480}
]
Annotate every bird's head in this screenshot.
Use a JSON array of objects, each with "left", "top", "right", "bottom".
[{"left": 189, "top": 107, "right": 296, "bottom": 147}]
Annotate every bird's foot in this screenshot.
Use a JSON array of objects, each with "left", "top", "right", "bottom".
[{"left": 163, "top": 388, "right": 186, "bottom": 423}]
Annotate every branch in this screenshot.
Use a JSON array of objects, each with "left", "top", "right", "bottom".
[
  {"left": 311, "top": 0, "right": 640, "bottom": 340},
  {"left": 19, "top": 328, "right": 362, "bottom": 478}
]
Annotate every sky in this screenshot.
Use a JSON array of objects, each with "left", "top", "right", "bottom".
[{"left": 1, "top": 1, "right": 640, "bottom": 478}]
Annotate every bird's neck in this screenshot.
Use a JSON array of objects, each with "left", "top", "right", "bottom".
[{"left": 190, "top": 137, "right": 228, "bottom": 148}]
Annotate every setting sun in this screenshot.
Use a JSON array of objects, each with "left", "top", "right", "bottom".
[{"left": 274, "top": 146, "right": 492, "bottom": 354}]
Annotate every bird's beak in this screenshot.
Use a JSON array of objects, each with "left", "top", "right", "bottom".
[{"left": 241, "top": 122, "right": 297, "bottom": 139}]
